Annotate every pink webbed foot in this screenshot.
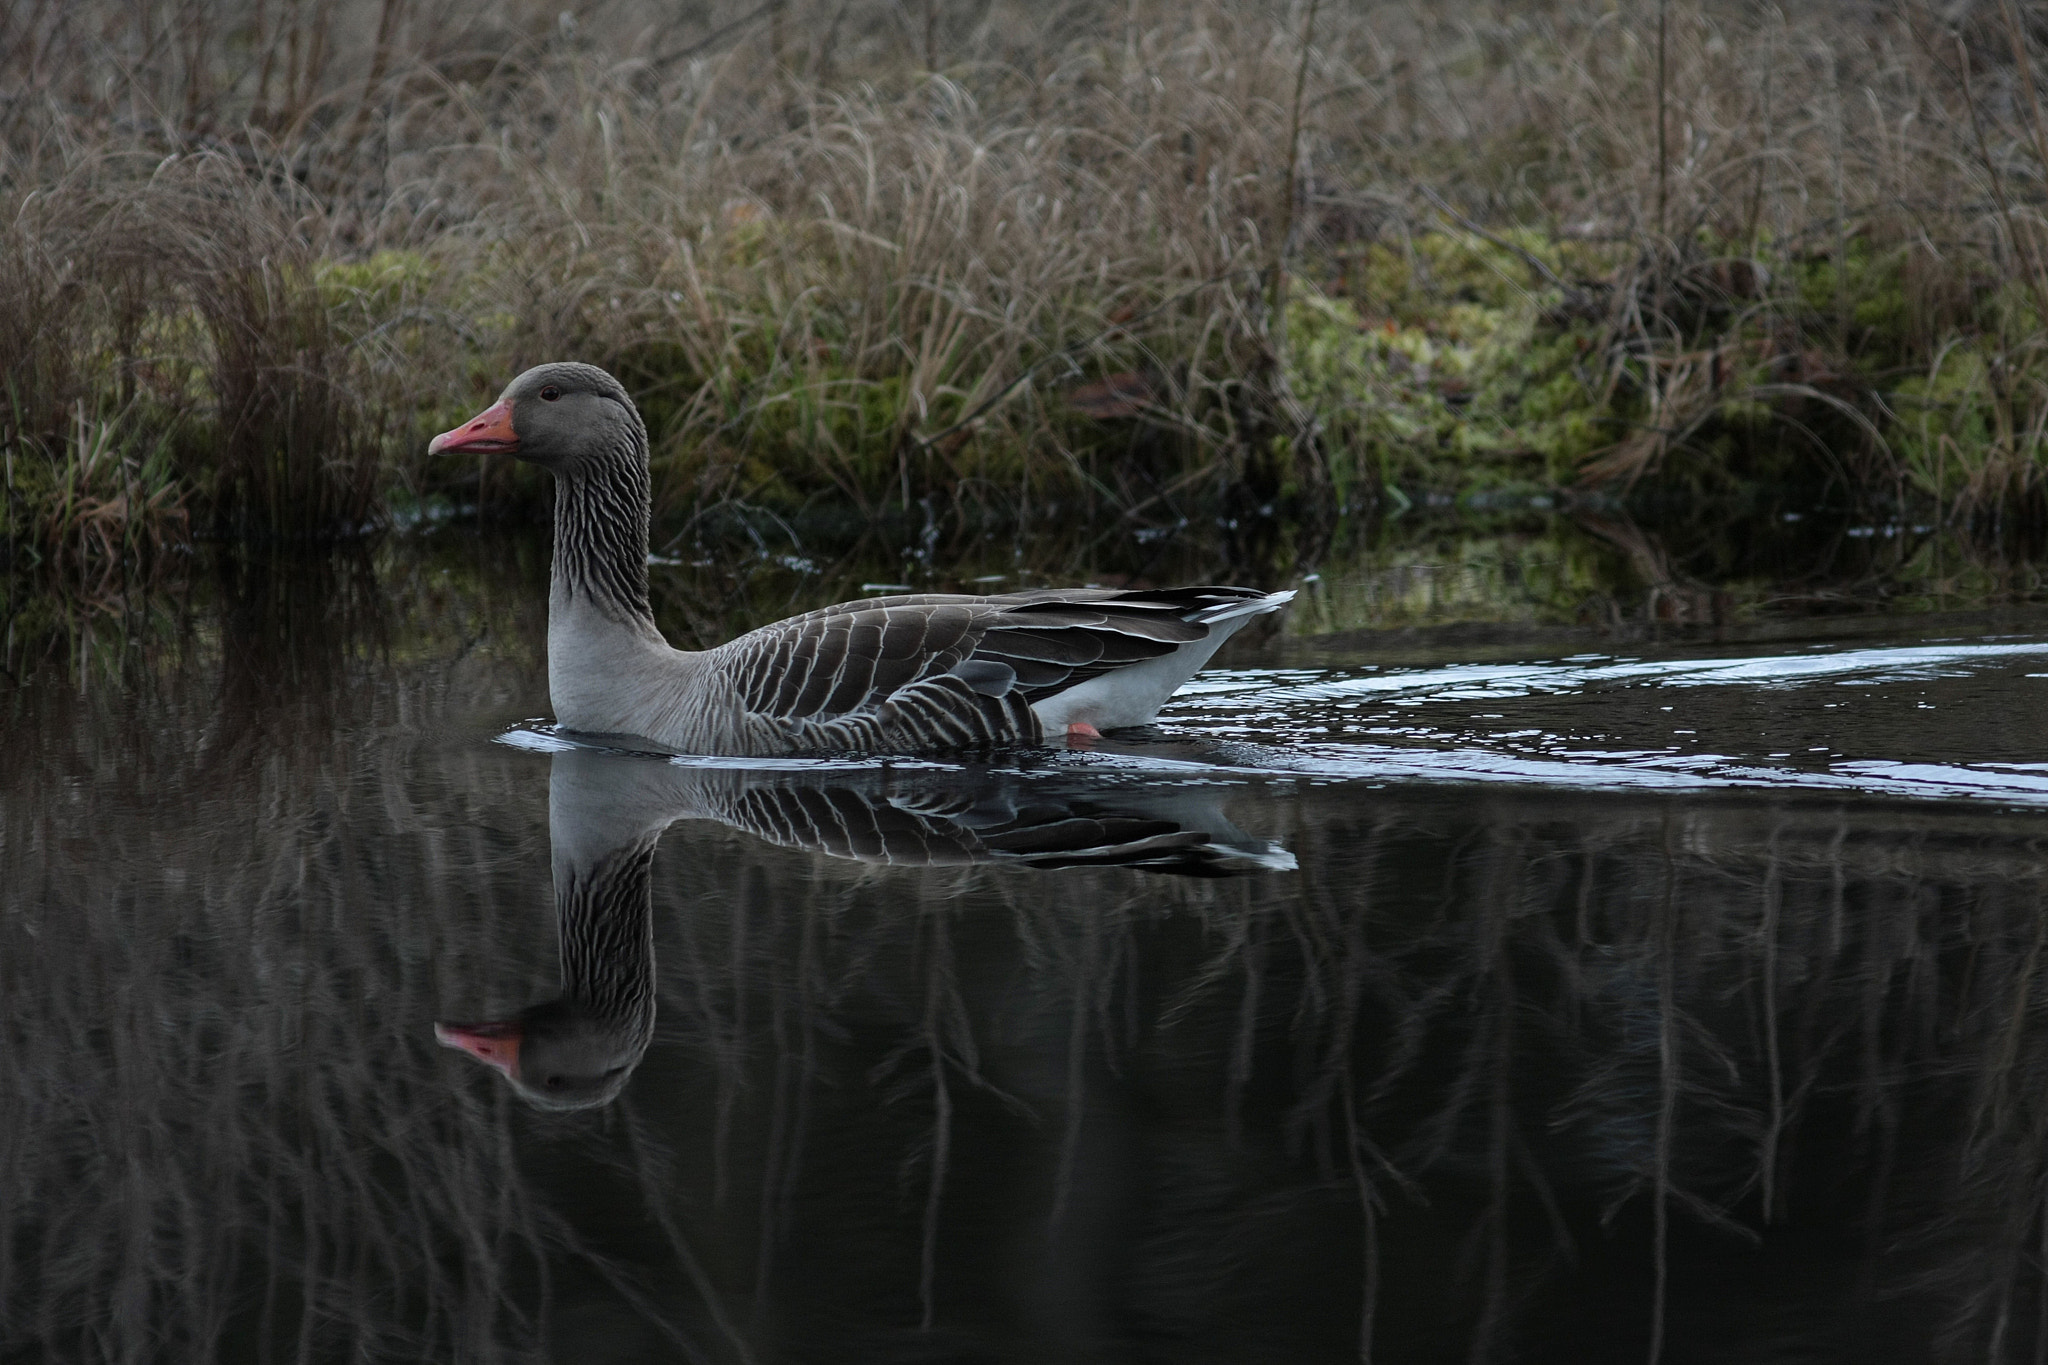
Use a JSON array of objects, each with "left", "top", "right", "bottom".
[{"left": 1064, "top": 721, "right": 1103, "bottom": 744}]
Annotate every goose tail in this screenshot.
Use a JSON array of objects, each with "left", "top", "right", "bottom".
[{"left": 1191, "top": 588, "right": 1297, "bottom": 626}]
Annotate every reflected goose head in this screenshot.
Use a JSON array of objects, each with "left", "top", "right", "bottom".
[
  {"left": 436, "top": 752, "right": 670, "bottom": 1112},
  {"left": 428, "top": 362, "right": 645, "bottom": 475},
  {"left": 436, "top": 998, "right": 648, "bottom": 1112}
]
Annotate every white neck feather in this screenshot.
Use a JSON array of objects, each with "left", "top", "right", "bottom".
[{"left": 545, "top": 460, "right": 706, "bottom": 741}]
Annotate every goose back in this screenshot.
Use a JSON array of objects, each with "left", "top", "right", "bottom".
[{"left": 698, "top": 585, "right": 1287, "bottom": 754}]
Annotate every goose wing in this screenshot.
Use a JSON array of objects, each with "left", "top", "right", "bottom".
[
  {"left": 692, "top": 768, "right": 1286, "bottom": 875},
  {"left": 966, "top": 589, "right": 1230, "bottom": 701},
  {"left": 712, "top": 595, "right": 988, "bottom": 722},
  {"left": 711, "top": 587, "right": 1274, "bottom": 725},
  {"left": 723, "top": 784, "right": 1234, "bottom": 872}
]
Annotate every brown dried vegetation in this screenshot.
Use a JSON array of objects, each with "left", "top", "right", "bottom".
[{"left": 12, "top": 1, "right": 2048, "bottom": 565}]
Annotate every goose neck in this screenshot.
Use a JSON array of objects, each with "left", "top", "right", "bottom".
[
  {"left": 551, "top": 458, "right": 654, "bottom": 624},
  {"left": 554, "top": 837, "right": 659, "bottom": 1037}
]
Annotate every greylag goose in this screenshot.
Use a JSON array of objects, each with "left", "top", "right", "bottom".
[
  {"left": 438, "top": 748, "right": 1290, "bottom": 1108},
  {"left": 430, "top": 363, "right": 1293, "bottom": 755}
]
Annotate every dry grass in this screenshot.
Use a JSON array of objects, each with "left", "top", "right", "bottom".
[
  {"left": 0, "top": 154, "right": 391, "bottom": 553},
  {"left": 13, "top": 1, "right": 2048, "bottom": 561}
]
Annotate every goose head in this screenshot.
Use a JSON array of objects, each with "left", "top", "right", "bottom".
[
  {"left": 436, "top": 998, "right": 649, "bottom": 1112},
  {"left": 428, "top": 362, "right": 646, "bottom": 476}
]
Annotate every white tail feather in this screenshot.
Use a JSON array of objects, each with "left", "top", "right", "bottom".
[{"left": 1193, "top": 589, "right": 1297, "bottom": 625}]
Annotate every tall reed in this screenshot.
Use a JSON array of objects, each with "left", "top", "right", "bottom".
[{"left": 12, "top": 1, "right": 2048, "bottom": 556}]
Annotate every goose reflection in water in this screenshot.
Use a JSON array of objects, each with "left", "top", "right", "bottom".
[{"left": 436, "top": 748, "right": 1291, "bottom": 1108}]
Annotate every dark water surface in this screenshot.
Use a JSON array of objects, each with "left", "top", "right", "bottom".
[{"left": 11, "top": 523, "right": 2048, "bottom": 1363}]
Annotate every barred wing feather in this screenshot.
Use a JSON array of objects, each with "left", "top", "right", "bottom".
[{"left": 707, "top": 586, "right": 1285, "bottom": 748}]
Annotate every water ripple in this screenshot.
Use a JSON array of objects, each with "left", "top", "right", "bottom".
[{"left": 1156, "top": 637, "right": 2048, "bottom": 805}]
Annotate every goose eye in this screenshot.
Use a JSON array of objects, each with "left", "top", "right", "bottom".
[{"left": 539, "top": 385, "right": 562, "bottom": 402}]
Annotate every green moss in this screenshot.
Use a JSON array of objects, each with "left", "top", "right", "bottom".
[
  {"left": 1891, "top": 342, "right": 2003, "bottom": 499},
  {"left": 315, "top": 251, "right": 435, "bottom": 312},
  {"left": 1284, "top": 264, "right": 1613, "bottom": 500},
  {"left": 1790, "top": 237, "right": 1930, "bottom": 370},
  {"left": 1344, "top": 229, "right": 1600, "bottom": 323}
]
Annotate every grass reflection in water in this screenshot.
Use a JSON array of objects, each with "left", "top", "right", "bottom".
[{"left": 7, "top": 533, "right": 2048, "bottom": 1362}]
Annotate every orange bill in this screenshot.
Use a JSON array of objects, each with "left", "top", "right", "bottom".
[
  {"left": 428, "top": 400, "right": 518, "bottom": 455},
  {"left": 434, "top": 1020, "right": 522, "bottom": 1077}
]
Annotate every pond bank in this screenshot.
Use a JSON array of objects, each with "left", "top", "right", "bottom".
[{"left": 12, "top": 3, "right": 2048, "bottom": 569}]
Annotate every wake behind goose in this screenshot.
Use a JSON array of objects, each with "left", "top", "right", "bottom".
[{"left": 1157, "top": 634, "right": 2048, "bottom": 805}]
